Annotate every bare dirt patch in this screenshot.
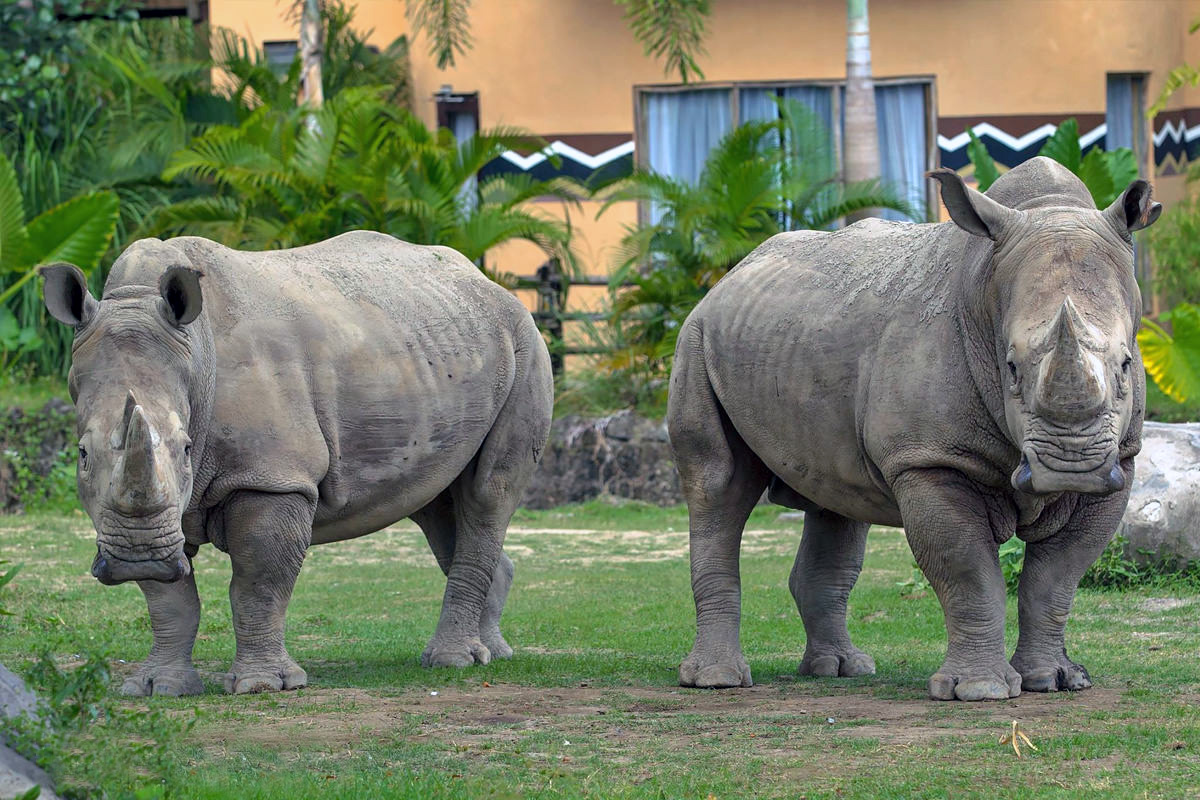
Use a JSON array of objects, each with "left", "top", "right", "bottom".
[{"left": 204, "top": 681, "right": 1128, "bottom": 761}]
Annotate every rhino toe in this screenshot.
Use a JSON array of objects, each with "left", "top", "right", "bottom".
[
  {"left": 121, "top": 665, "right": 205, "bottom": 697},
  {"left": 679, "top": 647, "right": 751, "bottom": 688},
  {"left": 421, "top": 638, "right": 491, "bottom": 669}
]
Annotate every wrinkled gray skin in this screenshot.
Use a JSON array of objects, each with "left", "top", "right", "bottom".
[
  {"left": 669, "top": 158, "right": 1162, "bottom": 701},
  {"left": 41, "top": 230, "right": 553, "bottom": 695}
]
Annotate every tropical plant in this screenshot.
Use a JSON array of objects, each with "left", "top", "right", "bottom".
[
  {"left": 1149, "top": 195, "right": 1200, "bottom": 305},
  {"left": 966, "top": 118, "right": 1139, "bottom": 208},
  {"left": 1139, "top": 303, "right": 1200, "bottom": 403},
  {"left": 151, "top": 88, "right": 580, "bottom": 273},
  {"left": 595, "top": 98, "right": 914, "bottom": 376}
]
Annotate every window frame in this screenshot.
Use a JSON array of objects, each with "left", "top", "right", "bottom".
[{"left": 632, "top": 75, "right": 938, "bottom": 225}]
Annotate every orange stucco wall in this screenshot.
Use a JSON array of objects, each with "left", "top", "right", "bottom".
[{"left": 207, "top": 0, "right": 1200, "bottom": 291}]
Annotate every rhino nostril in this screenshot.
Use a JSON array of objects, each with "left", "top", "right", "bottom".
[
  {"left": 1012, "top": 454, "right": 1034, "bottom": 493},
  {"left": 1105, "top": 463, "right": 1125, "bottom": 492}
]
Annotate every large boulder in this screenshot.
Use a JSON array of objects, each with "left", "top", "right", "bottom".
[
  {"left": 0, "top": 664, "right": 60, "bottom": 800},
  {"left": 1118, "top": 421, "right": 1200, "bottom": 565}
]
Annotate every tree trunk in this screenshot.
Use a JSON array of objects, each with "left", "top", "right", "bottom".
[
  {"left": 298, "top": 0, "right": 324, "bottom": 108},
  {"left": 843, "top": 0, "right": 880, "bottom": 222}
]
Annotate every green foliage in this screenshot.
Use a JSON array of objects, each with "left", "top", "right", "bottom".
[
  {"left": 1139, "top": 303, "right": 1200, "bottom": 403},
  {"left": 1, "top": 651, "right": 192, "bottom": 800},
  {"left": 616, "top": 0, "right": 710, "bottom": 83},
  {"left": 966, "top": 130, "right": 1000, "bottom": 191},
  {"left": 994, "top": 533, "right": 1200, "bottom": 595},
  {"left": 964, "top": 117, "right": 1138, "bottom": 207},
  {"left": 999, "top": 537, "right": 1025, "bottom": 592},
  {"left": 1148, "top": 194, "right": 1200, "bottom": 305},
  {"left": 596, "top": 98, "right": 914, "bottom": 384},
  {"left": 154, "top": 88, "right": 580, "bottom": 271},
  {"left": 1148, "top": 16, "right": 1200, "bottom": 116},
  {"left": 0, "top": 559, "right": 21, "bottom": 617},
  {"left": 405, "top": 0, "right": 472, "bottom": 70},
  {"left": 0, "top": 398, "right": 77, "bottom": 514},
  {"left": 0, "top": 0, "right": 136, "bottom": 135}
]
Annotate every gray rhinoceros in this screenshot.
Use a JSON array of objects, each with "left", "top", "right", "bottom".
[
  {"left": 668, "top": 157, "right": 1161, "bottom": 701},
  {"left": 41, "top": 230, "right": 553, "bottom": 695}
]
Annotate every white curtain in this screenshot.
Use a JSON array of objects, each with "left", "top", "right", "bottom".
[
  {"left": 875, "top": 84, "right": 928, "bottom": 222},
  {"left": 644, "top": 89, "right": 732, "bottom": 221},
  {"left": 1106, "top": 75, "right": 1134, "bottom": 151}
]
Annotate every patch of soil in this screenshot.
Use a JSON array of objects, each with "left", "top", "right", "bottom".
[{"left": 205, "top": 681, "right": 1127, "bottom": 758}]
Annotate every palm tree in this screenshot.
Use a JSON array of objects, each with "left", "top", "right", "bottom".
[
  {"left": 843, "top": 0, "right": 881, "bottom": 223},
  {"left": 593, "top": 98, "right": 914, "bottom": 374},
  {"left": 405, "top": 0, "right": 710, "bottom": 82},
  {"left": 150, "top": 88, "right": 581, "bottom": 276}
]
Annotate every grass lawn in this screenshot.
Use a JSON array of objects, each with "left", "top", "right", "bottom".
[{"left": 0, "top": 499, "right": 1197, "bottom": 799}]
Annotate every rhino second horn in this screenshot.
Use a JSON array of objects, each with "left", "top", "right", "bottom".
[
  {"left": 114, "top": 405, "right": 168, "bottom": 511},
  {"left": 1035, "top": 298, "right": 1105, "bottom": 422}
]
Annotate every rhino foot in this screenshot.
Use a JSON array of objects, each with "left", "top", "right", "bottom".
[
  {"left": 929, "top": 661, "right": 1022, "bottom": 701},
  {"left": 799, "top": 646, "right": 876, "bottom": 678},
  {"left": 679, "top": 647, "right": 752, "bottom": 688},
  {"left": 481, "top": 629, "right": 513, "bottom": 660},
  {"left": 121, "top": 664, "right": 205, "bottom": 697},
  {"left": 421, "top": 637, "right": 491, "bottom": 668},
  {"left": 1011, "top": 652, "right": 1092, "bottom": 693},
  {"left": 224, "top": 657, "right": 307, "bottom": 694}
]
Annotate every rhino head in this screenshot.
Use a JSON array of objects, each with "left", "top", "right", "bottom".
[
  {"left": 931, "top": 159, "right": 1161, "bottom": 496},
  {"left": 41, "top": 240, "right": 211, "bottom": 585}
]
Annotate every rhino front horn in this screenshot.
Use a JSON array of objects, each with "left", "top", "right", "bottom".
[
  {"left": 114, "top": 404, "right": 168, "bottom": 512},
  {"left": 1035, "top": 297, "right": 1104, "bottom": 423}
]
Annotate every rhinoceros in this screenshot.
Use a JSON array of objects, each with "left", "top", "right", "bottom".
[
  {"left": 668, "top": 157, "right": 1161, "bottom": 700},
  {"left": 41, "top": 231, "right": 553, "bottom": 695}
]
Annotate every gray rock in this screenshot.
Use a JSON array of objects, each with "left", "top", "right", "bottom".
[
  {"left": 1119, "top": 421, "right": 1200, "bottom": 565},
  {"left": 0, "top": 665, "right": 58, "bottom": 800},
  {"left": 0, "top": 666, "right": 38, "bottom": 724}
]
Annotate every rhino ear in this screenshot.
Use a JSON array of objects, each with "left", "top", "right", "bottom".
[
  {"left": 40, "top": 263, "right": 98, "bottom": 328},
  {"left": 927, "top": 168, "right": 1021, "bottom": 240},
  {"left": 158, "top": 266, "right": 204, "bottom": 327},
  {"left": 1105, "top": 178, "right": 1162, "bottom": 235}
]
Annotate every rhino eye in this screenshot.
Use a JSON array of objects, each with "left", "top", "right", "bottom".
[
  {"left": 78, "top": 445, "right": 88, "bottom": 470},
  {"left": 1121, "top": 355, "right": 1132, "bottom": 374},
  {"left": 1006, "top": 360, "right": 1019, "bottom": 381}
]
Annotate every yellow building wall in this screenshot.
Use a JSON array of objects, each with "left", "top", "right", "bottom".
[{"left": 208, "top": 0, "right": 1200, "bottom": 291}]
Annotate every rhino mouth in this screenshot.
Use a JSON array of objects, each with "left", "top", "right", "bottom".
[
  {"left": 1011, "top": 446, "right": 1124, "bottom": 495},
  {"left": 93, "top": 506, "right": 190, "bottom": 585}
]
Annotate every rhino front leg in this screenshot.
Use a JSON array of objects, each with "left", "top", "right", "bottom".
[
  {"left": 1011, "top": 464, "right": 1132, "bottom": 692},
  {"left": 223, "top": 491, "right": 312, "bottom": 694},
  {"left": 895, "top": 469, "right": 1021, "bottom": 701},
  {"left": 122, "top": 570, "right": 205, "bottom": 696},
  {"left": 791, "top": 508, "right": 876, "bottom": 678}
]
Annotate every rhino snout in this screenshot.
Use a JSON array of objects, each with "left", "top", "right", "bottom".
[
  {"left": 1012, "top": 448, "right": 1124, "bottom": 496},
  {"left": 92, "top": 547, "right": 189, "bottom": 585}
]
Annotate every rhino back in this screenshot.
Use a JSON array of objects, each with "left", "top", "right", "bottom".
[
  {"left": 170, "top": 231, "right": 533, "bottom": 539},
  {"left": 687, "top": 219, "right": 989, "bottom": 524}
]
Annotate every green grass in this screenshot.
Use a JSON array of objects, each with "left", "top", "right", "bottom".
[{"left": 0, "top": 504, "right": 1198, "bottom": 799}]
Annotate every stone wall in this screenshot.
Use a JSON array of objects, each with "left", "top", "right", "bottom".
[{"left": 521, "top": 411, "right": 681, "bottom": 509}]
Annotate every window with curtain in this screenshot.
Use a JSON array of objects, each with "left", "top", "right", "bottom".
[
  {"left": 263, "top": 41, "right": 298, "bottom": 78},
  {"left": 637, "top": 79, "right": 933, "bottom": 224},
  {"left": 1106, "top": 73, "right": 1148, "bottom": 170}
]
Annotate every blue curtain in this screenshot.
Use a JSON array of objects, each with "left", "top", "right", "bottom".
[
  {"left": 450, "top": 111, "right": 478, "bottom": 214},
  {"left": 875, "top": 84, "right": 928, "bottom": 222},
  {"left": 644, "top": 88, "right": 732, "bottom": 221},
  {"left": 1106, "top": 75, "right": 1134, "bottom": 151}
]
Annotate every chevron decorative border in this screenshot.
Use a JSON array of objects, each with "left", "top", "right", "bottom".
[{"left": 481, "top": 134, "right": 635, "bottom": 184}]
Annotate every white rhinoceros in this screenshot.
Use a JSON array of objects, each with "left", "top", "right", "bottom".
[
  {"left": 668, "top": 157, "right": 1161, "bottom": 701},
  {"left": 42, "top": 231, "right": 553, "bottom": 695}
]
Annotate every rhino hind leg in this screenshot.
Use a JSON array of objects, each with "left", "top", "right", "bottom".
[
  {"left": 412, "top": 491, "right": 515, "bottom": 660},
  {"left": 420, "top": 324, "right": 551, "bottom": 670},
  {"left": 222, "top": 490, "right": 312, "bottom": 694},
  {"left": 790, "top": 508, "right": 876, "bottom": 678},
  {"left": 670, "top": 325, "right": 770, "bottom": 689},
  {"left": 122, "top": 571, "right": 206, "bottom": 697}
]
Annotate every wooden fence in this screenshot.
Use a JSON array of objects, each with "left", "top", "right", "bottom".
[{"left": 512, "top": 259, "right": 623, "bottom": 377}]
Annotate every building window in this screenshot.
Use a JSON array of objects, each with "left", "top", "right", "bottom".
[
  {"left": 635, "top": 78, "right": 936, "bottom": 223},
  {"left": 1106, "top": 73, "right": 1148, "bottom": 172},
  {"left": 263, "top": 41, "right": 298, "bottom": 78},
  {"left": 434, "top": 88, "right": 481, "bottom": 212}
]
